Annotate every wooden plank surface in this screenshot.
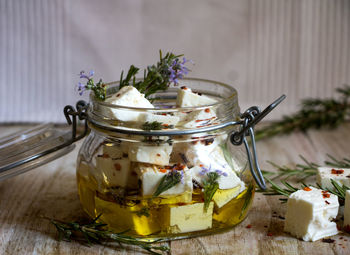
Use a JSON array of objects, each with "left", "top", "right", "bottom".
[{"left": 0, "top": 123, "right": 349, "bottom": 255}]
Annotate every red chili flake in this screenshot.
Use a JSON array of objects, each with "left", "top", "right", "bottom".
[
  {"left": 199, "top": 164, "right": 204, "bottom": 167},
  {"left": 131, "top": 171, "right": 138, "bottom": 176},
  {"left": 177, "top": 202, "right": 187, "bottom": 206},
  {"left": 116, "top": 93, "right": 120, "bottom": 97},
  {"left": 204, "top": 108, "right": 210, "bottom": 113},
  {"left": 191, "top": 141, "right": 199, "bottom": 145},
  {"left": 173, "top": 163, "right": 185, "bottom": 170},
  {"left": 122, "top": 153, "right": 128, "bottom": 158},
  {"left": 322, "top": 190, "right": 330, "bottom": 199},
  {"left": 267, "top": 233, "right": 273, "bottom": 236},
  {"left": 331, "top": 169, "right": 344, "bottom": 175},
  {"left": 181, "top": 86, "right": 188, "bottom": 90},
  {"left": 340, "top": 237, "right": 343, "bottom": 239},
  {"left": 246, "top": 224, "right": 252, "bottom": 229},
  {"left": 164, "top": 165, "right": 172, "bottom": 169},
  {"left": 159, "top": 168, "right": 167, "bottom": 173},
  {"left": 161, "top": 113, "right": 167, "bottom": 116},
  {"left": 303, "top": 187, "right": 312, "bottom": 191},
  {"left": 114, "top": 163, "right": 121, "bottom": 171},
  {"left": 322, "top": 238, "right": 335, "bottom": 243},
  {"left": 325, "top": 200, "right": 330, "bottom": 205},
  {"left": 346, "top": 175, "right": 350, "bottom": 178},
  {"left": 264, "top": 225, "right": 268, "bottom": 228}
]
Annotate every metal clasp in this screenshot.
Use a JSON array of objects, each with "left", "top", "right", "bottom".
[
  {"left": 231, "top": 95, "right": 286, "bottom": 190},
  {"left": 64, "top": 100, "right": 89, "bottom": 143}
]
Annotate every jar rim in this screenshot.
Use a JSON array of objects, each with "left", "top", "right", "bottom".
[{"left": 90, "top": 77, "right": 237, "bottom": 112}]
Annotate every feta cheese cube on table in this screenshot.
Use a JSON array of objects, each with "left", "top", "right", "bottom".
[
  {"left": 176, "top": 86, "right": 217, "bottom": 107},
  {"left": 317, "top": 167, "right": 350, "bottom": 190},
  {"left": 101, "top": 86, "right": 154, "bottom": 122},
  {"left": 344, "top": 190, "right": 350, "bottom": 231},
  {"left": 128, "top": 143, "right": 173, "bottom": 165},
  {"left": 163, "top": 202, "right": 214, "bottom": 233},
  {"left": 135, "top": 163, "right": 193, "bottom": 198},
  {"left": 95, "top": 155, "right": 138, "bottom": 189},
  {"left": 284, "top": 187, "right": 339, "bottom": 241}
]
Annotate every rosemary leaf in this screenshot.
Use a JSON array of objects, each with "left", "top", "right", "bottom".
[
  {"left": 203, "top": 172, "right": 220, "bottom": 212},
  {"left": 153, "top": 171, "right": 182, "bottom": 197},
  {"left": 142, "top": 121, "right": 163, "bottom": 131}
]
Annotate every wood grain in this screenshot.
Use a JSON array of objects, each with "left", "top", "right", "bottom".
[{"left": 0, "top": 123, "right": 349, "bottom": 254}]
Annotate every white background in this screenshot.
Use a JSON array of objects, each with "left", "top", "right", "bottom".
[{"left": 0, "top": 0, "right": 349, "bottom": 123}]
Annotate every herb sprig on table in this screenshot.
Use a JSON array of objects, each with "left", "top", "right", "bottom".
[
  {"left": 255, "top": 85, "right": 350, "bottom": 141},
  {"left": 47, "top": 215, "right": 169, "bottom": 254},
  {"left": 262, "top": 154, "right": 350, "bottom": 181},
  {"left": 262, "top": 178, "right": 350, "bottom": 205}
]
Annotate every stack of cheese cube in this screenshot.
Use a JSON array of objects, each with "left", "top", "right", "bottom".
[{"left": 94, "top": 85, "right": 247, "bottom": 234}]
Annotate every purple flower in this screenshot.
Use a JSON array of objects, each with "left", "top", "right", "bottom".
[
  {"left": 77, "top": 82, "right": 86, "bottom": 96},
  {"left": 215, "top": 170, "right": 228, "bottom": 177},
  {"left": 199, "top": 165, "right": 211, "bottom": 176},
  {"left": 180, "top": 170, "right": 185, "bottom": 184},
  {"left": 168, "top": 57, "right": 192, "bottom": 85},
  {"left": 79, "top": 70, "right": 94, "bottom": 80}
]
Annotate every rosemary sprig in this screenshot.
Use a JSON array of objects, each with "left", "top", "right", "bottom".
[
  {"left": 239, "top": 183, "right": 254, "bottom": 219},
  {"left": 203, "top": 172, "right": 220, "bottom": 212},
  {"left": 262, "top": 178, "right": 304, "bottom": 203},
  {"left": 262, "top": 154, "right": 350, "bottom": 180},
  {"left": 119, "top": 50, "right": 190, "bottom": 98},
  {"left": 47, "top": 214, "right": 169, "bottom": 254},
  {"left": 77, "top": 71, "right": 106, "bottom": 100},
  {"left": 262, "top": 178, "right": 350, "bottom": 204},
  {"left": 153, "top": 171, "right": 182, "bottom": 197},
  {"left": 324, "top": 154, "right": 350, "bottom": 168},
  {"left": 142, "top": 121, "right": 163, "bottom": 131},
  {"left": 317, "top": 179, "right": 350, "bottom": 205},
  {"left": 255, "top": 85, "right": 350, "bottom": 141}
]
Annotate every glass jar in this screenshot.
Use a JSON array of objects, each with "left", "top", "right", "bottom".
[{"left": 76, "top": 78, "right": 260, "bottom": 241}]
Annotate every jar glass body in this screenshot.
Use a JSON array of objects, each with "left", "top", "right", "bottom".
[{"left": 76, "top": 78, "right": 255, "bottom": 241}]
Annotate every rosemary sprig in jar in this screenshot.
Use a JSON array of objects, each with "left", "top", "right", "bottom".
[
  {"left": 46, "top": 214, "right": 169, "bottom": 255},
  {"left": 255, "top": 85, "right": 350, "bottom": 141}
]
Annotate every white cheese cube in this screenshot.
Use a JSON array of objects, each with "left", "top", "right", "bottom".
[
  {"left": 212, "top": 185, "right": 246, "bottom": 208},
  {"left": 191, "top": 163, "right": 245, "bottom": 190},
  {"left": 176, "top": 87, "right": 217, "bottom": 107},
  {"left": 180, "top": 108, "right": 217, "bottom": 129},
  {"left": 138, "top": 113, "right": 180, "bottom": 127},
  {"left": 164, "top": 202, "right": 214, "bottom": 233},
  {"left": 344, "top": 190, "right": 350, "bottom": 230},
  {"left": 101, "top": 86, "right": 154, "bottom": 122},
  {"left": 128, "top": 143, "right": 172, "bottom": 165},
  {"left": 317, "top": 167, "right": 350, "bottom": 190},
  {"left": 95, "top": 156, "right": 137, "bottom": 189},
  {"left": 284, "top": 187, "right": 339, "bottom": 241},
  {"left": 135, "top": 163, "right": 192, "bottom": 197},
  {"left": 102, "top": 143, "right": 129, "bottom": 159}
]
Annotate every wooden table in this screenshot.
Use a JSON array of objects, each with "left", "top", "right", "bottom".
[{"left": 0, "top": 123, "right": 349, "bottom": 255}]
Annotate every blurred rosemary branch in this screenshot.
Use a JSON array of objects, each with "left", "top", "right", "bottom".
[
  {"left": 262, "top": 154, "right": 350, "bottom": 181},
  {"left": 255, "top": 85, "right": 350, "bottom": 141},
  {"left": 46, "top": 215, "right": 169, "bottom": 254}
]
